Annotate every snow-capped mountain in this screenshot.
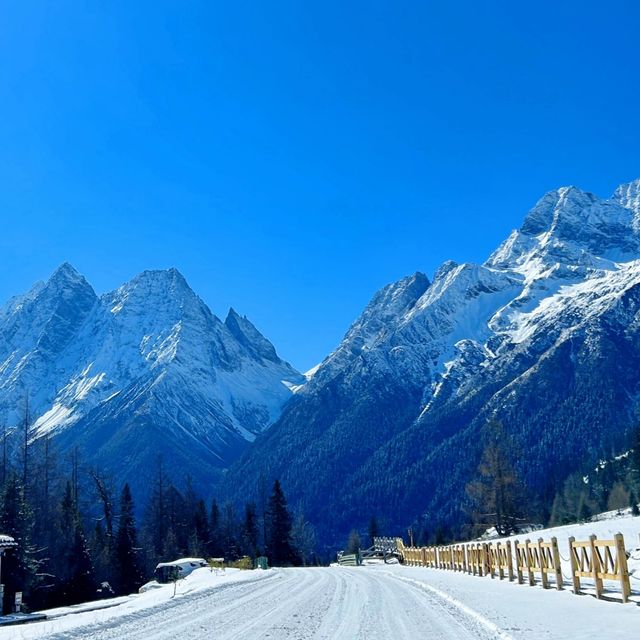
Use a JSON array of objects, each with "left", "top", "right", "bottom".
[
  {"left": 0, "top": 264, "right": 303, "bottom": 497},
  {"left": 226, "top": 178, "right": 640, "bottom": 544}
]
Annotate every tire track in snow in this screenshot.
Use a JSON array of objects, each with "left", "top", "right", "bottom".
[
  {"left": 381, "top": 571, "right": 514, "bottom": 640},
  {"left": 12, "top": 567, "right": 514, "bottom": 639},
  {"left": 26, "top": 571, "right": 280, "bottom": 640}
]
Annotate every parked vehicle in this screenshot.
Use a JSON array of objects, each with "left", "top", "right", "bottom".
[{"left": 153, "top": 558, "right": 207, "bottom": 583}]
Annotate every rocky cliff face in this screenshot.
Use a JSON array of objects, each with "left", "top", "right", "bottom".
[
  {"left": 225, "top": 179, "right": 640, "bottom": 545},
  {"left": 0, "top": 264, "right": 303, "bottom": 499}
]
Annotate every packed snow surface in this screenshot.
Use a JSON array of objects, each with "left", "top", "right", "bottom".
[{"left": 5, "top": 538, "right": 639, "bottom": 640}]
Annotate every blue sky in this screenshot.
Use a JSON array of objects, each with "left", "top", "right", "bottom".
[{"left": 0, "top": 1, "right": 638, "bottom": 371}]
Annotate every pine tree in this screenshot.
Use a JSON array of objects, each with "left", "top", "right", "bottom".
[
  {"left": 145, "top": 458, "right": 168, "bottom": 557},
  {"left": 208, "top": 499, "right": 221, "bottom": 557},
  {"left": 291, "top": 513, "right": 316, "bottom": 566},
  {"left": 549, "top": 472, "right": 595, "bottom": 526},
  {"left": 466, "top": 420, "right": 526, "bottom": 536},
  {"left": 367, "top": 515, "right": 379, "bottom": 548},
  {"left": 346, "top": 529, "right": 361, "bottom": 554},
  {"left": 219, "top": 502, "right": 240, "bottom": 560},
  {"left": 165, "top": 484, "right": 188, "bottom": 555},
  {"left": 241, "top": 502, "right": 259, "bottom": 558},
  {"left": 113, "top": 484, "right": 143, "bottom": 595},
  {"left": 189, "top": 499, "right": 209, "bottom": 557},
  {"left": 629, "top": 423, "right": 640, "bottom": 513},
  {"left": 607, "top": 481, "right": 630, "bottom": 513},
  {"left": 266, "top": 480, "right": 297, "bottom": 566},
  {"left": 0, "top": 472, "right": 37, "bottom": 614},
  {"left": 58, "top": 481, "right": 95, "bottom": 605},
  {"left": 90, "top": 469, "right": 115, "bottom": 586}
]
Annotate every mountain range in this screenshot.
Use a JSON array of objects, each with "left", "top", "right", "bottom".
[
  {"left": 0, "top": 265, "right": 303, "bottom": 500},
  {"left": 2, "top": 177, "right": 640, "bottom": 545},
  {"left": 224, "top": 178, "right": 640, "bottom": 544}
]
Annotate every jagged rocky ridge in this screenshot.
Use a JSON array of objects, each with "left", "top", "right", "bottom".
[
  {"left": 0, "top": 265, "right": 303, "bottom": 500},
  {"left": 225, "top": 178, "right": 640, "bottom": 545}
]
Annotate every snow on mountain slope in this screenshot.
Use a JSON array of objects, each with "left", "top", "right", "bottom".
[
  {"left": 314, "top": 179, "right": 640, "bottom": 417},
  {"left": 612, "top": 177, "right": 640, "bottom": 219},
  {"left": 226, "top": 178, "right": 640, "bottom": 543},
  {"left": 0, "top": 265, "right": 303, "bottom": 483},
  {"left": 0, "top": 263, "right": 99, "bottom": 428}
]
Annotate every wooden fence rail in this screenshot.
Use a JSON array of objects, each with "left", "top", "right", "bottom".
[
  {"left": 568, "top": 534, "right": 631, "bottom": 603},
  {"left": 467, "top": 543, "right": 487, "bottom": 576},
  {"left": 393, "top": 532, "right": 633, "bottom": 604},
  {"left": 513, "top": 538, "right": 562, "bottom": 589},
  {"left": 487, "top": 541, "right": 514, "bottom": 581}
]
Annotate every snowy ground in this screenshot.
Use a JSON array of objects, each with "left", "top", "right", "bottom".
[
  {"left": 1, "top": 561, "right": 638, "bottom": 639},
  {"left": 487, "top": 508, "right": 640, "bottom": 601},
  {"left": 1, "top": 512, "right": 638, "bottom": 639}
]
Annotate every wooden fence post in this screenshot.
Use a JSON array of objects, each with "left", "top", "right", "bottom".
[
  {"left": 568, "top": 537, "right": 580, "bottom": 594},
  {"left": 551, "top": 537, "right": 563, "bottom": 591},
  {"left": 488, "top": 544, "right": 495, "bottom": 579},
  {"left": 589, "top": 535, "right": 603, "bottom": 599},
  {"left": 515, "top": 540, "right": 523, "bottom": 584},
  {"left": 537, "top": 538, "right": 548, "bottom": 589},
  {"left": 525, "top": 539, "right": 534, "bottom": 587},
  {"left": 614, "top": 533, "right": 631, "bottom": 604},
  {"left": 506, "top": 540, "right": 514, "bottom": 581},
  {"left": 463, "top": 544, "right": 468, "bottom": 574}
]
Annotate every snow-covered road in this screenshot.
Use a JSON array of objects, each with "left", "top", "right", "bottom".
[
  {"left": 5, "top": 567, "right": 504, "bottom": 640},
  {"left": 4, "top": 564, "right": 638, "bottom": 639}
]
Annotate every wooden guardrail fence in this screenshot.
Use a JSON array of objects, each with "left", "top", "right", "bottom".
[
  {"left": 487, "top": 541, "right": 513, "bottom": 581},
  {"left": 394, "top": 532, "right": 633, "bottom": 603},
  {"left": 568, "top": 534, "right": 631, "bottom": 603}
]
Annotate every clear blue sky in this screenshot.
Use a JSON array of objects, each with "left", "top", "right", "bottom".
[{"left": 0, "top": 1, "right": 638, "bottom": 371}]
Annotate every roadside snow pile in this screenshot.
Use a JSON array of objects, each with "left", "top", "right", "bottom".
[
  {"left": 494, "top": 508, "right": 640, "bottom": 580},
  {"left": 0, "top": 568, "right": 273, "bottom": 639},
  {"left": 475, "top": 509, "right": 640, "bottom": 603}
]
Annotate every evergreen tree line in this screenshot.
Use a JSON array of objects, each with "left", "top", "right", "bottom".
[
  {"left": 548, "top": 422, "right": 640, "bottom": 525},
  {"left": 458, "top": 420, "right": 640, "bottom": 542},
  {"left": 403, "top": 420, "right": 640, "bottom": 547},
  {"left": 0, "top": 447, "right": 141, "bottom": 614},
  {"left": 0, "top": 424, "right": 316, "bottom": 614}
]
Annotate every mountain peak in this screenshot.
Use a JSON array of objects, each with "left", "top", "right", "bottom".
[
  {"left": 433, "top": 260, "right": 459, "bottom": 282},
  {"left": 118, "top": 268, "right": 195, "bottom": 301},
  {"left": 133, "top": 267, "right": 188, "bottom": 285},
  {"left": 487, "top": 182, "right": 640, "bottom": 271},
  {"left": 225, "top": 308, "right": 280, "bottom": 363},
  {"left": 612, "top": 178, "right": 640, "bottom": 216},
  {"left": 44, "top": 263, "right": 96, "bottom": 303},
  {"left": 520, "top": 186, "right": 597, "bottom": 237},
  {"left": 49, "top": 262, "right": 85, "bottom": 285}
]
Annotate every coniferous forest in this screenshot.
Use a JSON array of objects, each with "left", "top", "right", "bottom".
[
  {"left": 0, "top": 425, "right": 316, "bottom": 615},
  {"left": 2, "top": 413, "right": 639, "bottom": 614}
]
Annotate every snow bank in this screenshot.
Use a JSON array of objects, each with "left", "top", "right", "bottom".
[{"left": 0, "top": 568, "right": 272, "bottom": 639}]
